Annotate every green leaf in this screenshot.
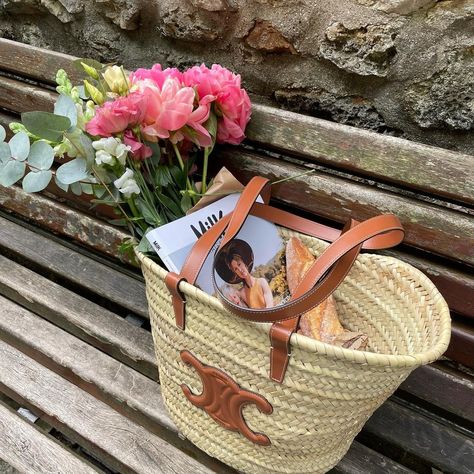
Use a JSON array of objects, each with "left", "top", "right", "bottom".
[
  {"left": 22, "top": 170, "right": 52, "bottom": 192},
  {"left": 76, "top": 85, "right": 89, "bottom": 100},
  {"left": 54, "top": 175, "right": 69, "bottom": 192},
  {"left": 54, "top": 94, "right": 77, "bottom": 128},
  {"left": 22, "top": 111, "right": 71, "bottom": 142},
  {"left": 93, "top": 185, "right": 107, "bottom": 198},
  {"left": 0, "top": 160, "right": 26, "bottom": 186},
  {"left": 70, "top": 182, "right": 82, "bottom": 195},
  {"left": 136, "top": 230, "right": 154, "bottom": 253},
  {"left": 9, "top": 132, "right": 30, "bottom": 161},
  {"left": 0, "top": 142, "right": 10, "bottom": 164},
  {"left": 27, "top": 141, "right": 55, "bottom": 170},
  {"left": 180, "top": 193, "right": 192, "bottom": 213},
  {"left": 56, "top": 157, "right": 88, "bottom": 184},
  {"left": 156, "top": 192, "right": 183, "bottom": 218},
  {"left": 205, "top": 112, "right": 218, "bottom": 141},
  {"left": 155, "top": 165, "right": 173, "bottom": 187},
  {"left": 107, "top": 218, "right": 129, "bottom": 226},
  {"left": 0, "top": 125, "right": 5, "bottom": 142},
  {"left": 81, "top": 182, "right": 94, "bottom": 195},
  {"left": 136, "top": 198, "right": 158, "bottom": 226}
]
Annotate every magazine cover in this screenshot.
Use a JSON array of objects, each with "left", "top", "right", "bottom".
[{"left": 213, "top": 216, "right": 290, "bottom": 308}]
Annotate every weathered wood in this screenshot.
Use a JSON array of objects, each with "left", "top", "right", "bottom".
[
  {"left": 446, "top": 320, "right": 474, "bottom": 370},
  {"left": 331, "top": 441, "right": 414, "bottom": 474},
  {"left": 0, "top": 296, "right": 233, "bottom": 473},
  {"left": 400, "top": 362, "right": 474, "bottom": 424},
  {"left": 0, "top": 76, "right": 55, "bottom": 114},
  {"left": 0, "top": 340, "right": 214, "bottom": 474},
  {"left": 0, "top": 38, "right": 82, "bottom": 84},
  {"left": 217, "top": 149, "right": 474, "bottom": 265},
  {"left": 0, "top": 255, "right": 157, "bottom": 380},
  {"left": 363, "top": 398, "right": 474, "bottom": 474},
  {"left": 0, "top": 185, "right": 130, "bottom": 261},
  {"left": 247, "top": 105, "right": 474, "bottom": 206},
  {"left": 0, "top": 216, "right": 148, "bottom": 318},
  {"left": 0, "top": 400, "right": 101, "bottom": 474}
]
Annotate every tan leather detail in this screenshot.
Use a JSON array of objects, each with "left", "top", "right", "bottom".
[
  {"left": 180, "top": 350, "right": 273, "bottom": 446},
  {"left": 164, "top": 272, "right": 187, "bottom": 330}
]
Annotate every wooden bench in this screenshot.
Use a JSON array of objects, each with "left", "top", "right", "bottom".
[{"left": 0, "top": 38, "right": 473, "bottom": 474}]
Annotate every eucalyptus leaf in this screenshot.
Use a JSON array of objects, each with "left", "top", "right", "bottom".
[
  {"left": 55, "top": 175, "right": 69, "bottom": 192},
  {"left": 71, "top": 182, "right": 82, "bottom": 196},
  {"left": 0, "top": 160, "right": 26, "bottom": 186},
  {"left": 9, "top": 132, "right": 30, "bottom": 161},
  {"left": 54, "top": 94, "right": 77, "bottom": 128},
  {"left": 81, "top": 182, "right": 94, "bottom": 195},
  {"left": 22, "top": 170, "right": 52, "bottom": 192},
  {"left": 76, "top": 85, "right": 89, "bottom": 100},
  {"left": 0, "top": 142, "right": 10, "bottom": 164},
  {"left": 93, "top": 186, "right": 107, "bottom": 198},
  {"left": 22, "top": 111, "right": 71, "bottom": 142},
  {"left": 136, "top": 230, "right": 154, "bottom": 253},
  {"left": 27, "top": 141, "right": 55, "bottom": 170},
  {"left": 56, "top": 157, "right": 88, "bottom": 184},
  {"left": 0, "top": 125, "right": 5, "bottom": 142}
]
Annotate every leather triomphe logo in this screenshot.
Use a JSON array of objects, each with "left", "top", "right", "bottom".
[{"left": 180, "top": 350, "right": 273, "bottom": 446}]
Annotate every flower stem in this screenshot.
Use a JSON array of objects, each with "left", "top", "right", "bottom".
[
  {"left": 201, "top": 147, "right": 210, "bottom": 195},
  {"left": 172, "top": 142, "right": 194, "bottom": 199}
]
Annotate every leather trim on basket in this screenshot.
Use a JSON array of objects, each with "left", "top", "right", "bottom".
[{"left": 180, "top": 350, "right": 273, "bottom": 446}]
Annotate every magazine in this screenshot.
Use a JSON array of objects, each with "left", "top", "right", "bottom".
[{"left": 146, "top": 194, "right": 290, "bottom": 305}]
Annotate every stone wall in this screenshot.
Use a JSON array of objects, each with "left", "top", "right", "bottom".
[{"left": 0, "top": 0, "right": 473, "bottom": 153}]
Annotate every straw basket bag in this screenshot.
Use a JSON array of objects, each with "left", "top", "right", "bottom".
[{"left": 137, "top": 176, "right": 451, "bottom": 474}]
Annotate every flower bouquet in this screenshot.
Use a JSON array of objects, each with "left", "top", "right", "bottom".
[{"left": 0, "top": 59, "right": 251, "bottom": 255}]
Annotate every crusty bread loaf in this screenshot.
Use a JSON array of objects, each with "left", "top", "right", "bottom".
[{"left": 286, "top": 237, "right": 368, "bottom": 349}]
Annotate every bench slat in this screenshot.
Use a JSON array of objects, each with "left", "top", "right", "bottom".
[
  {"left": 363, "top": 398, "right": 474, "bottom": 474},
  {"left": 0, "top": 340, "right": 215, "bottom": 474},
  {"left": 248, "top": 105, "right": 474, "bottom": 206},
  {"left": 0, "top": 255, "right": 157, "bottom": 380},
  {"left": 0, "top": 215, "right": 148, "bottom": 318},
  {"left": 0, "top": 75, "right": 55, "bottom": 114},
  {"left": 400, "top": 363, "right": 474, "bottom": 424},
  {"left": 217, "top": 149, "right": 474, "bottom": 265},
  {"left": 0, "top": 186, "right": 129, "bottom": 261},
  {"left": 0, "top": 400, "right": 101, "bottom": 474}
]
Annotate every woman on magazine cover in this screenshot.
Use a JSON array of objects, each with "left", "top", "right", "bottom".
[{"left": 215, "top": 239, "right": 274, "bottom": 309}]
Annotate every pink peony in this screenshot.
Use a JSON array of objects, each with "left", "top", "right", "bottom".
[
  {"left": 124, "top": 130, "right": 153, "bottom": 160},
  {"left": 183, "top": 64, "right": 251, "bottom": 145},
  {"left": 130, "top": 64, "right": 183, "bottom": 89},
  {"left": 140, "top": 77, "right": 197, "bottom": 141},
  {"left": 86, "top": 92, "right": 145, "bottom": 137}
]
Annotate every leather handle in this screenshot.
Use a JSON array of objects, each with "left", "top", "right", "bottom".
[{"left": 214, "top": 214, "right": 404, "bottom": 323}]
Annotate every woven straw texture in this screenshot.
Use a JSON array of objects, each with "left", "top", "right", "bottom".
[{"left": 137, "top": 228, "right": 451, "bottom": 474}]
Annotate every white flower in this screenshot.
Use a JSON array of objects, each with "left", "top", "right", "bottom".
[
  {"left": 114, "top": 168, "right": 140, "bottom": 198},
  {"left": 95, "top": 149, "right": 115, "bottom": 166},
  {"left": 115, "top": 143, "right": 130, "bottom": 165},
  {"left": 92, "top": 137, "right": 120, "bottom": 154}
]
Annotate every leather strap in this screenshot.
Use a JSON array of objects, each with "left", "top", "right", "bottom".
[{"left": 165, "top": 177, "right": 405, "bottom": 383}]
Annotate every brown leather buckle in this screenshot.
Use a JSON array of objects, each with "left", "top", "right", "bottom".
[
  {"left": 269, "top": 323, "right": 292, "bottom": 383},
  {"left": 165, "top": 272, "right": 187, "bottom": 330}
]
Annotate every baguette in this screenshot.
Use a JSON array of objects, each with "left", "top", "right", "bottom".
[{"left": 286, "top": 237, "right": 368, "bottom": 349}]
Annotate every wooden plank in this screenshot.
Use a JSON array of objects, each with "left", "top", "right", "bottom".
[
  {"left": 0, "top": 255, "right": 157, "bottom": 380},
  {"left": 0, "top": 216, "right": 148, "bottom": 318},
  {"left": 0, "top": 296, "right": 233, "bottom": 473},
  {"left": 331, "top": 441, "right": 414, "bottom": 474},
  {"left": 217, "top": 149, "right": 474, "bottom": 265},
  {"left": 0, "top": 38, "right": 82, "bottom": 84},
  {"left": 248, "top": 104, "right": 474, "bottom": 206},
  {"left": 0, "top": 340, "right": 215, "bottom": 474},
  {"left": 0, "top": 76, "right": 55, "bottom": 114},
  {"left": 400, "top": 362, "right": 474, "bottom": 424},
  {"left": 0, "top": 400, "right": 101, "bottom": 474},
  {"left": 446, "top": 320, "right": 474, "bottom": 370},
  {"left": 0, "top": 185, "right": 130, "bottom": 261},
  {"left": 363, "top": 398, "right": 474, "bottom": 474}
]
